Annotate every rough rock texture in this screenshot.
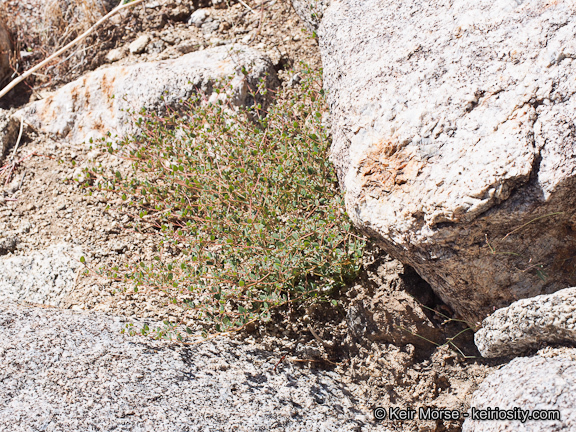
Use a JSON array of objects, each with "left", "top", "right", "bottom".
[
  {"left": 345, "top": 254, "right": 445, "bottom": 349},
  {"left": 314, "top": 0, "right": 576, "bottom": 324},
  {"left": 0, "top": 243, "right": 83, "bottom": 306},
  {"left": 347, "top": 290, "right": 443, "bottom": 349},
  {"left": 0, "top": 18, "right": 13, "bottom": 85},
  {"left": 475, "top": 287, "right": 576, "bottom": 358},
  {"left": 0, "top": 303, "right": 372, "bottom": 432},
  {"left": 462, "top": 350, "right": 576, "bottom": 431},
  {"left": 290, "top": 0, "right": 330, "bottom": 31},
  {"left": 0, "top": 108, "right": 18, "bottom": 158},
  {"left": 15, "top": 45, "right": 279, "bottom": 145}
]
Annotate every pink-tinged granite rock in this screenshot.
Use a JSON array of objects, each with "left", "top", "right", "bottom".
[{"left": 15, "top": 44, "right": 278, "bottom": 144}]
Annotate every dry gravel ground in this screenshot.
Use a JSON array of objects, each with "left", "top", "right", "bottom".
[{"left": 0, "top": 1, "right": 501, "bottom": 431}]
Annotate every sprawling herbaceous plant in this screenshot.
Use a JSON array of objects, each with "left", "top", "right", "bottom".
[{"left": 86, "top": 67, "right": 365, "bottom": 339}]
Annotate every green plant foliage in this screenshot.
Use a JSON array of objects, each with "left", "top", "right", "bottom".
[{"left": 87, "top": 66, "right": 365, "bottom": 339}]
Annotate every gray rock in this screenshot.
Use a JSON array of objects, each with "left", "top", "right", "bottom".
[
  {"left": 0, "top": 243, "right": 83, "bottom": 306},
  {"left": 105, "top": 47, "right": 126, "bottom": 63},
  {"left": 129, "top": 34, "right": 151, "bottom": 54},
  {"left": 188, "top": 8, "right": 210, "bottom": 27},
  {"left": 0, "top": 108, "right": 19, "bottom": 158},
  {"left": 0, "top": 303, "right": 372, "bottom": 431},
  {"left": 146, "top": 39, "right": 166, "bottom": 55},
  {"left": 475, "top": 287, "right": 576, "bottom": 358},
  {"left": 286, "top": 73, "right": 302, "bottom": 88},
  {"left": 14, "top": 45, "right": 279, "bottom": 145},
  {"left": 462, "top": 352, "right": 576, "bottom": 431},
  {"left": 290, "top": 0, "right": 330, "bottom": 31},
  {"left": 313, "top": 0, "right": 576, "bottom": 324},
  {"left": 201, "top": 19, "right": 221, "bottom": 35}
]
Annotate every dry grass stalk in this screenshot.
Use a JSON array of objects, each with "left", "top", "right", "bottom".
[
  {"left": 42, "top": 0, "right": 110, "bottom": 50},
  {"left": 0, "top": 0, "right": 146, "bottom": 101}
]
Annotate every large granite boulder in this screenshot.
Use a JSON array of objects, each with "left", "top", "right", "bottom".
[
  {"left": 475, "top": 287, "right": 576, "bottom": 358},
  {"left": 307, "top": 0, "right": 576, "bottom": 324},
  {"left": 0, "top": 303, "right": 371, "bottom": 431},
  {"left": 15, "top": 44, "right": 279, "bottom": 145},
  {"left": 463, "top": 349, "right": 576, "bottom": 431}
]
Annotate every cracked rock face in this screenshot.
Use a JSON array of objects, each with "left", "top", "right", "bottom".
[
  {"left": 475, "top": 287, "right": 576, "bottom": 358},
  {"left": 313, "top": 0, "right": 576, "bottom": 324},
  {"left": 15, "top": 44, "right": 279, "bottom": 145}
]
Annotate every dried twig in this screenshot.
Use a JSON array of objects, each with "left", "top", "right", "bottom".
[
  {"left": 254, "top": 0, "right": 266, "bottom": 38},
  {"left": 501, "top": 212, "right": 564, "bottom": 241},
  {"left": 3, "top": 163, "right": 15, "bottom": 186},
  {"left": 18, "top": 169, "right": 27, "bottom": 190},
  {"left": 10, "top": 117, "right": 24, "bottom": 161},
  {"left": 237, "top": 0, "right": 257, "bottom": 15},
  {"left": 0, "top": 151, "right": 40, "bottom": 186},
  {"left": 0, "top": 0, "right": 147, "bottom": 100},
  {"left": 3, "top": 117, "right": 24, "bottom": 186},
  {"left": 273, "top": 354, "right": 286, "bottom": 372},
  {"left": 308, "top": 324, "right": 335, "bottom": 349}
]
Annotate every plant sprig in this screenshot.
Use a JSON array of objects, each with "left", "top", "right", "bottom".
[{"left": 86, "top": 66, "right": 366, "bottom": 339}]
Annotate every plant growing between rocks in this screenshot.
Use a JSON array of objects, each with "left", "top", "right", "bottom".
[{"left": 84, "top": 67, "right": 366, "bottom": 340}]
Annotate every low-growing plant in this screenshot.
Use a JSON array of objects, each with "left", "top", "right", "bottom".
[{"left": 86, "top": 66, "right": 365, "bottom": 340}]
